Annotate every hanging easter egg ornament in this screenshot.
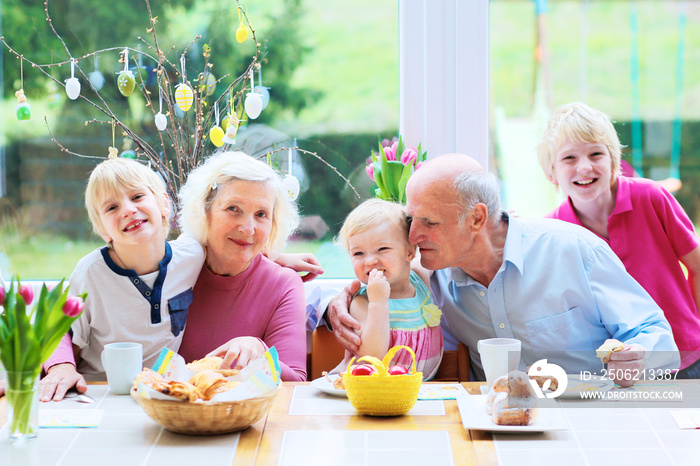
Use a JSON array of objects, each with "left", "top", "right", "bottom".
[
  {"left": 209, "top": 102, "right": 224, "bottom": 147},
  {"left": 89, "top": 70, "right": 105, "bottom": 90},
  {"left": 154, "top": 89, "right": 167, "bottom": 131},
  {"left": 175, "top": 56, "right": 193, "bottom": 111},
  {"left": 222, "top": 120, "right": 238, "bottom": 145},
  {"left": 199, "top": 72, "right": 216, "bottom": 98},
  {"left": 236, "top": 24, "right": 248, "bottom": 43},
  {"left": 155, "top": 113, "right": 167, "bottom": 131},
  {"left": 120, "top": 150, "right": 137, "bottom": 159},
  {"left": 236, "top": 8, "right": 248, "bottom": 44},
  {"left": 282, "top": 145, "right": 300, "bottom": 200},
  {"left": 89, "top": 56, "right": 104, "bottom": 90},
  {"left": 15, "top": 89, "right": 31, "bottom": 121},
  {"left": 283, "top": 174, "right": 300, "bottom": 200},
  {"left": 244, "top": 70, "right": 263, "bottom": 119},
  {"left": 256, "top": 66, "right": 270, "bottom": 110},
  {"left": 65, "top": 58, "right": 81, "bottom": 100},
  {"left": 175, "top": 84, "right": 194, "bottom": 112},
  {"left": 117, "top": 49, "right": 135, "bottom": 97},
  {"left": 117, "top": 71, "right": 135, "bottom": 97}
]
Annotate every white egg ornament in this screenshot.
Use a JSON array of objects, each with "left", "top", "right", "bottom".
[
  {"left": 175, "top": 83, "right": 194, "bottom": 112},
  {"left": 282, "top": 174, "right": 300, "bottom": 201},
  {"left": 65, "top": 77, "right": 80, "bottom": 100},
  {"left": 245, "top": 92, "right": 263, "bottom": 119},
  {"left": 154, "top": 112, "right": 167, "bottom": 131},
  {"left": 65, "top": 59, "right": 81, "bottom": 100}
]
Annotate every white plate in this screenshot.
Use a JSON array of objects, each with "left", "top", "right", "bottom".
[
  {"left": 557, "top": 374, "right": 614, "bottom": 399},
  {"left": 457, "top": 395, "right": 568, "bottom": 433},
  {"left": 309, "top": 375, "right": 347, "bottom": 397}
]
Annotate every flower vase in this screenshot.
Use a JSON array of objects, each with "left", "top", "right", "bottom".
[{"left": 5, "top": 370, "right": 40, "bottom": 441}]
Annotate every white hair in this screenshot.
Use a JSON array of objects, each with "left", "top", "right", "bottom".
[{"left": 178, "top": 151, "right": 299, "bottom": 252}]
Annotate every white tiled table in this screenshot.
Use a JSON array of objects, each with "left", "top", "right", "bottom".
[
  {"left": 0, "top": 385, "right": 259, "bottom": 466},
  {"left": 486, "top": 380, "right": 700, "bottom": 466}
]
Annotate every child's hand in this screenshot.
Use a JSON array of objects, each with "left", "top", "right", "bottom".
[{"left": 366, "top": 269, "right": 390, "bottom": 303}]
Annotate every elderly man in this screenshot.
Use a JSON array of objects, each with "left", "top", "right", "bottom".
[{"left": 330, "top": 153, "right": 679, "bottom": 387}]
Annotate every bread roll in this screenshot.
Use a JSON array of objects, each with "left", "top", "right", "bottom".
[
  {"left": 485, "top": 370, "right": 538, "bottom": 426},
  {"left": 596, "top": 339, "right": 624, "bottom": 363}
]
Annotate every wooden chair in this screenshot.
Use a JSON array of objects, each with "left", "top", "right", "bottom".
[
  {"left": 308, "top": 325, "right": 470, "bottom": 382},
  {"left": 308, "top": 326, "right": 346, "bottom": 380},
  {"left": 432, "top": 342, "right": 470, "bottom": 382}
]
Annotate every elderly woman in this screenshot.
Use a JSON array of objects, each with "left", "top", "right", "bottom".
[{"left": 176, "top": 151, "right": 307, "bottom": 381}]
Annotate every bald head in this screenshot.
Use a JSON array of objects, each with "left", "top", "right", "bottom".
[
  {"left": 408, "top": 153, "right": 483, "bottom": 188},
  {"left": 407, "top": 152, "right": 501, "bottom": 228}
]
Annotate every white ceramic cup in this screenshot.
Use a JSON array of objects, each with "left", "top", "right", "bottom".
[
  {"left": 477, "top": 338, "right": 522, "bottom": 390},
  {"left": 101, "top": 342, "right": 143, "bottom": 395}
]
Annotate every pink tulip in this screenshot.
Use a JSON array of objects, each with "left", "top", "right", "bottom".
[
  {"left": 18, "top": 284, "right": 34, "bottom": 305},
  {"left": 400, "top": 147, "right": 418, "bottom": 166},
  {"left": 384, "top": 141, "right": 398, "bottom": 161},
  {"left": 0, "top": 286, "right": 5, "bottom": 304},
  {"left": 415, "top": 161, "right": 424, "bottom": 171},
  {"left": 62, "top": 296, "right": 84, "bottom": 317},
  {"left": 366, "top": 164, "right": 375, "bottom": 181}
]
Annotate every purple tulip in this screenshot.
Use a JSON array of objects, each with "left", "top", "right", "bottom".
[
  {"left": 366, "top": 164, "right": 375, "bottom": 181},
  {"left": 400, "top": 147, "right": 418, "bottom": 166},
  {"left": 18, "top": 284, "right": 34, "bottom": 305},
  {"left": 62, "top": 296, "right": 84, "bottom": 317}
]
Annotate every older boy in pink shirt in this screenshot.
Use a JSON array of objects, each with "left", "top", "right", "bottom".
[{"left": 538, "top": 102, "right": 700, "bottom": 377}]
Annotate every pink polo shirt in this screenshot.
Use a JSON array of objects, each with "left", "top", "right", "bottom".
[{"left": 546, "top": 175, "right": 700, "bottom": 368}]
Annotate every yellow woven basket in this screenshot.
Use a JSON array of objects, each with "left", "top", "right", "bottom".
[
  {"left": 130, "top": 385, "right": 280, "bottom": 435},
  {"left": 343, "top": 345, "right": 423, "bottom": 416}
]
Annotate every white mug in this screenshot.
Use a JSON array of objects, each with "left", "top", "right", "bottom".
[
  {"left": 477, "top": 338, "right": 521, "bottom": 390},
  {"left": 101, "top": 342, "right": 143, "bottom": 395}
]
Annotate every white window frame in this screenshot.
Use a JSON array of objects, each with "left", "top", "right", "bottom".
[{"left": 399, "top": 0, "right": 489, "bottom": 168}]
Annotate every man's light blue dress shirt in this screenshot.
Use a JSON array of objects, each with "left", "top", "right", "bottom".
[{"left": 432, "top": 214, "right": 680, "bottom": 380}]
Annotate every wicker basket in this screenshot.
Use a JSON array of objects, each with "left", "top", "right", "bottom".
[
  {"left": 130, "top": 385, "right": 280, "bottom": 435},
  {"left": 344, "top": 345, "right": 423, "bottom": 416}
]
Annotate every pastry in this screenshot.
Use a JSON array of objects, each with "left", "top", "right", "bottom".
[
  {"left": 149, "top": 380, "right": 202, "bottom": 401},
  {"left": 596, "top": 339, "right": 624, "bottom": 363},
  {"left": 526, "top": 365, "right": 558, "bottom": 392},
  {"left": 486, "top": 370, "right": 538, "bottom": 426},
  {"left": 189, "top": 370, "right": 238, "bottom": 400},
  {"left": 187, "top": 356, "right": 240, "bottom": 377},
  {"left": 132, "top": 368, "right": 163, "bottom": 391}
]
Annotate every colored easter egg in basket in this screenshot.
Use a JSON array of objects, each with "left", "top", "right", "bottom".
[
  {"left": 236, "top": 24, "right": 248, "bottom": 43},
  {"left": 16, "top": 102, "right": 31, "bottom": 121},
  {"left": 245, "top": 92, "right": 263, "bottom": 119},
  {"left": 65, "top": 77, "right": 81, "bottom": 100},
  {"left": 117, "top": 71, "right": 136, "bottom": 97},
  {"left": 282, "top": 174, "right": 300, "bottom": 201},
  {"left": 209, "top": 126, "right": 225, "bottom": 147},
  {"left": 154, "top": 112, "right": 167, "bottom": 131},
  {"left": 175, "top": 83, "right": 194, "bottom": 112}
]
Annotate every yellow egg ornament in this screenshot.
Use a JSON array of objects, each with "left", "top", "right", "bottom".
[
  {"left": 175, "top": 83, "right": 194, "bottom": 112},
  {"left": 117, "top": 70, "right": 136, "bottom": 97},
  {"left": 236, "top": 24, "right": 248, "bottom": 43},
  {"left": 209, "top": 126, "right": 225, "bottom": 147}
]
